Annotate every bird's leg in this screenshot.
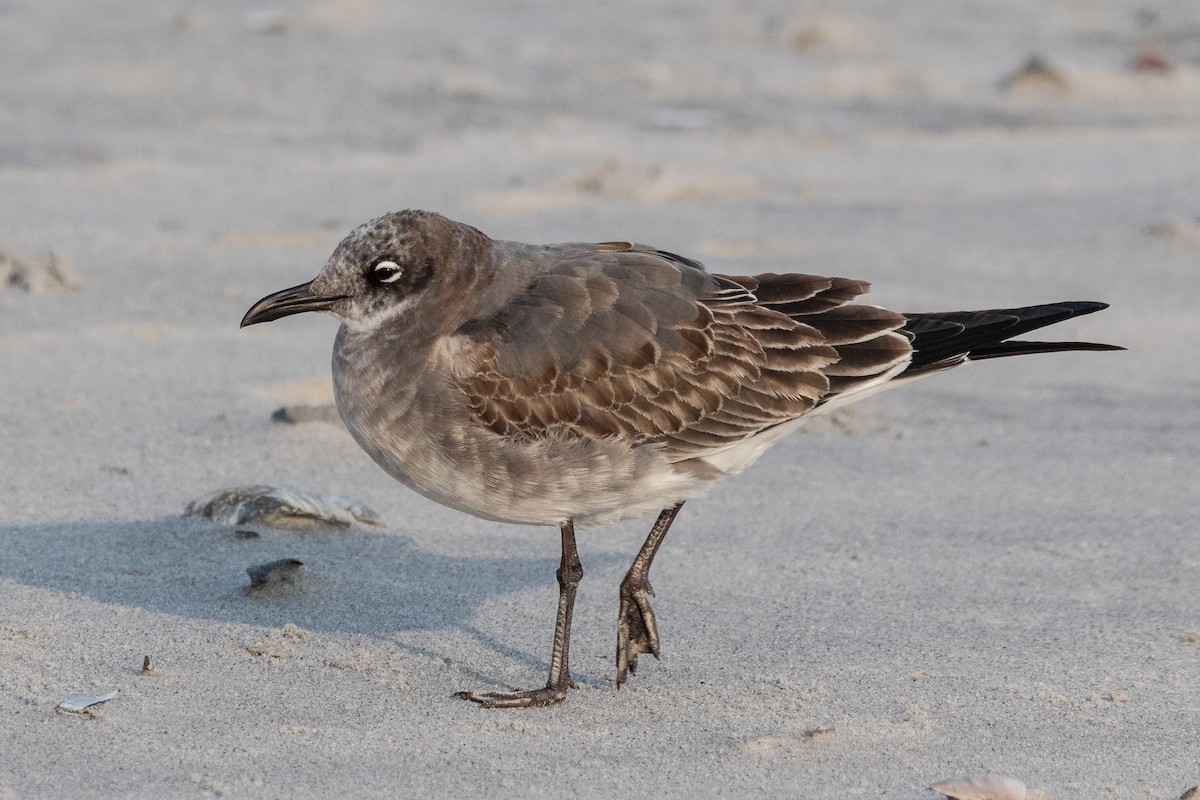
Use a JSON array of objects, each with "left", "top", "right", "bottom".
[
  {"left": 458, "top": 520, "right": 583, "bottom": 708},
  {"left": 616, "top": 502, "right": 683, "bottom": 686}
]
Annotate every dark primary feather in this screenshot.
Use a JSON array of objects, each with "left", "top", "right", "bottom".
[{"left": 900, "top": 302, "right": 1123, "bottom": 378}]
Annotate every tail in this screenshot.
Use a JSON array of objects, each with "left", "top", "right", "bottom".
[{"left": 900, "top": 301, "right": 1124, "bottom": 379}]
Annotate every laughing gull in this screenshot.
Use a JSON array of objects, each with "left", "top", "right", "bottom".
[{"left": 241, "top": 210, "right": 1122, "bottom": 707}]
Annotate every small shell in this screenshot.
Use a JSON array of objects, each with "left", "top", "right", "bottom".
[
  {"left": 186, "top": 486, "right": 384, "bottom": 529},
  {"left": 930, "top": 775, "right": 1026, "bottom": 800},
  {"left": 58, "top": 690, "right": 119, "bottom": 713}
]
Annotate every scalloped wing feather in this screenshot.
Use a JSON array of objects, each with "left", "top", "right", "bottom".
[{"left": 454, "top": 245, "right": 913, "bottom": 468}]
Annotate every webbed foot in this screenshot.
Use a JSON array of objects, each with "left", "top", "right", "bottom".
[
  {"left": 456, "top": 681, "right": 572, "bottom": 708},
  {"left": 616, "top": 576, "right": 660, "bottom": 685}
]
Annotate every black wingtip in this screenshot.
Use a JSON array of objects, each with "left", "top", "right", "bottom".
[
  {"left": 901, "top": 300, "right": 1121, "bottom": 374},
  {"left": 966, "top": 340, "right": 1125, "bottom": 360},
  {"left": 1051, "top": 300, "right": 1108, "bottom": 316}
]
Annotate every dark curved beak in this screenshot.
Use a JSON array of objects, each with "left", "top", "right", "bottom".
[{"left": 240, "top": 281, "right": 346, "bottom": 327}]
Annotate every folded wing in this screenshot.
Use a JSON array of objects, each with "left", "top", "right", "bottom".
[{"left": 452, "top": 244, "right": 912, "bottom": 462}]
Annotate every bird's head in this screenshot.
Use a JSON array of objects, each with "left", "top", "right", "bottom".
[{"left": 240, "top": 210, "right": 489, "bottom": 334}]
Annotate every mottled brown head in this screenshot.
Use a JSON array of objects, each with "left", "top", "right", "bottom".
[{"left": 241, "top": 210, "right": 492, "bottom": 334}]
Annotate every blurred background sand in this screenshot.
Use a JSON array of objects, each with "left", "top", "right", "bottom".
[{"left": 1, "top": 2, "right": 1198, "bottom": 797}]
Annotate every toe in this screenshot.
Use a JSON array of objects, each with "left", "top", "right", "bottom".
[{"left": 456, "top": 685, "right": 568, "bottom": 708}]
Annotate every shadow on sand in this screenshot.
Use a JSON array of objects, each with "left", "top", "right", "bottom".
[{"left": 0, "top": 516, "right": 623, "bottom": 683}]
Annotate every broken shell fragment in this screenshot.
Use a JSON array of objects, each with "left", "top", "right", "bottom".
[
  {"left": 186, "top": 485, "right": 385, "bottom": 529},
  {"left": 57, "top": 689, "right": 119, "bottom": 713},
  {"left": 930, "top": 776, "right": 1026, "bottom": 800}
]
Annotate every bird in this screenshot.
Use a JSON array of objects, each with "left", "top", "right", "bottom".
[{"left": 241, "top": 210, "right": 1122, "bottom": 707}]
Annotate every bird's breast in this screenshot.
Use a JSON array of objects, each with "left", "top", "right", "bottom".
[{"left": 331, "top": 330, "right": 709, "bottom": 527}]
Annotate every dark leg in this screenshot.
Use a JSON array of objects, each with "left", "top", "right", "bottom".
[
  {"left": 458, "top": 520, "right": 583, "bottom": 708},
  {"left": 616, "top": 502, "right": 684, "bottom": 686}
]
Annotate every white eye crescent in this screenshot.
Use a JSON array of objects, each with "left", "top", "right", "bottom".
[{"left": 372, "top": 260, "right": 404, "bottom": 283}]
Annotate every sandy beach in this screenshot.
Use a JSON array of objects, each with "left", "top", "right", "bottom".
[{"left": 2, "top": 1, "right": 1199, "bottom": 797}]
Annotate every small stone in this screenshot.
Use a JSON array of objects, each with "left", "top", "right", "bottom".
[
  {"left": 271, "top": 404, "right": 341, "bottom": 425},
  {"left": 1132, "top": 40, "right": 1173, "bottom": 73},
  {"left": 247, "top": 558, "right": 305, "bottom": 589}
]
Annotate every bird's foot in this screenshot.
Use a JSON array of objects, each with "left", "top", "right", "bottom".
[
  {"left": 616, "top": 577, "right": 660, "bottom": 685},
  {"left": 456, "top": 680, "right": 573, "bottom": 709}
]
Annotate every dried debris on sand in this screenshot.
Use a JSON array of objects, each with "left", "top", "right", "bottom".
[
  {"left": 998, "top": 55, "right": 1069, "bottom": 94},
  {"left": 1, "top": 250, "right": 82, "bottom": 293},
  {"left": 185, "top": 486, "right": 385, "bottom": 529}
]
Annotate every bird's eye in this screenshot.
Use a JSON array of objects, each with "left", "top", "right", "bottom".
[{"left": 371, "top": 260, "right": 404, "bottom": 284}]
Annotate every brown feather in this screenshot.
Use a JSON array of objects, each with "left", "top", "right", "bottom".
[{"left": 453, "top": 245, "right": 916, "bottom": 463}]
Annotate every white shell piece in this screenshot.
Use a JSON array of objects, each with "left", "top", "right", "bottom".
[
  {"left": 930, "top": 776, "right": 1027, "bottom": 800},
  {"left": 57, "top": 689, "right": 119, "bottom": 713}
]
